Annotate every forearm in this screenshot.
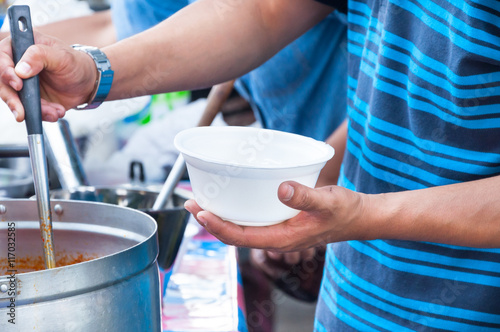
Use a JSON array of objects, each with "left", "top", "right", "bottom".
[
  {"left": 102, "top": 0, "right": 333, "bottom": 100},
  {"left": 37, "top": 11, "right": 116, "bottom": 47},
  {"left": 0, "top": 11, "right": 116, "bottom": 47},
  {"left": 367, "top": 176, "right": 500, "bottom": 248},
  {"left": 316, "top": 119, "right": 347, "bottom": 187}
]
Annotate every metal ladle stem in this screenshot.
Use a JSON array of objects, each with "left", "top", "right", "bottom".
[{"left": 27, "top": 135, "right": 56, "bottom": 268}]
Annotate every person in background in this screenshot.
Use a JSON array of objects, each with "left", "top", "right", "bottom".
[
  {"left": 78, "top": 0, "right": 498, "bottom": 330},
  {"left": 0, "top": 0, "right": 349, "bottom": 328},
  {"left": 108, "top": 3, "right": 347, "bottom": 330},
  {"left": 110, "top": 0, "right": 347, "bottom": 141},
  {"left": 181, "top": 0, "right": 500, "bottom": 330},
  {"left": 0, "top": 9, "right": 115, "bottom": 47},
  {"left": 111, "top": 2, "right": 348, "bottom": 330},
  {"left": 1, "top": 1, "right": 348, "bottom": 330}
]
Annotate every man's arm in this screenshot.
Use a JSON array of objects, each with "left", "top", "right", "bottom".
[
  {"left": 103, "top": 0, "right": 334, "bottom": 100},
  {"left": 0, "top": 0, "right": 334, "bottom": 121},
  {"left": 0, "top": 10, "right": 116, "bottom": 47},
  {"left": 368, "top": 176, "right": 500, "bottom": 248},
  {"left": 38, "top": 10, "right": 116, "bottom": 47},
  {"left": 185, "top": 174, "right": 500, "bottom": 251}
]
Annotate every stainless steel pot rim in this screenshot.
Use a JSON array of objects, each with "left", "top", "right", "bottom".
[
  {"left": 0, "top": 198, "right": 158, "bottom": 271},
  {"left": 49, "top": 185, "right": 192, "bottom": 211},
  {"left": 0, "top": 199, "right": 158, "bottom": 302},
  {"left": 62, "top": 184, "right": 159, "bottom": 194},
  {"left": 0, "top": 199, "right": 161, "bottom": 327},
  {"left": 56, "top": 184, "right": 192, "bottom": 198}
]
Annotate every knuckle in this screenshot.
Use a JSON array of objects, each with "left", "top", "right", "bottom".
[
  {"left": 277, "top": 241, "right": 293, "bottom": 252},
  {"left": 6, "top": 100, "right": 16, "bottom": 111},
  {"left": 0, "top": 67, "right": 7, "bottom": 79},
  {"left": 27, "top": 45, "right": 43, "bottom": 60},
  {"left": 0, "top": 86, "right": 14, "bottom": 100},
  {"left": 294, "top": 189, "right": 312, "bottom": 210},
  {"left": 230, "top": 237, "right": 247, "bottom": 248},
  {"left": 0, "top": 67, "right": 14, "bottom": 82}
]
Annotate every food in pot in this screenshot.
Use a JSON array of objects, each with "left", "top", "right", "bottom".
[{"left": 0, "top": 251, "right": 99, "bottom": 274}]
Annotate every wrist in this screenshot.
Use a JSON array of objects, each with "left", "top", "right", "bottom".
[
  {"left": 81, "top": 55, "right": 99, "bottom": 106},
  {"left": 353, "top": 193, "right": 393, "bottom": 241},
  {"left": 71, "top": 44, "right": 114, "bottom": 110},
  {"left": 363, "top": 192, "right": 411, "bottom": 241}
]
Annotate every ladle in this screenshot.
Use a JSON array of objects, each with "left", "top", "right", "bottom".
[
  {"left": 8, "top": 5, "right": 56, "bottom": 269},
  {"left": 152, "top": 80, "right": 235, "bottom": 210}
]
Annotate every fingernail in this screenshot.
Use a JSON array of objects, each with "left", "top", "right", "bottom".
[
  {"left": 16, "top": 62, "right": 31, "bottom": 76},
  {"left": 9, "top": 80, "right": 17, "bottom": 90},
  {"left": 184, "top": 200, "right": 194, "bottom": 212},
  {"left": 12, "top": 111, "right": 18, "bottom": 121},
  {"left": 282, "top": 184, "right": 294, "bottom": 201},
  {"left": 197, "top": 213, "right": 207, "bottom": 227}
]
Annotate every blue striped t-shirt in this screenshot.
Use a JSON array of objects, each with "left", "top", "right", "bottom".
[{"left": 315, "top": 0, "right": 500, "bottom": 330}]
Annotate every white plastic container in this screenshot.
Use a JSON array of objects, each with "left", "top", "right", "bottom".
[{"left": 174, "top": 126, "right": 335, "bottom": 226}]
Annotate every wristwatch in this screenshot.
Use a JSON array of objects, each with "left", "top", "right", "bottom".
[{"left": 71, "top": 44, "right": 114, "bottom": 110}]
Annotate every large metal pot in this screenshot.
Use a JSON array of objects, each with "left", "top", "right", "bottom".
[
  {"left": 50, "top": 186, "right": 191, "bottom": 270},
  {"left": 0, "top": 199, "right": 161, "bottom": 331}
]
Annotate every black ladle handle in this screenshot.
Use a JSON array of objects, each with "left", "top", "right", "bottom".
[{"left": 8, "top": 5, "right": 42, "bottom": 135}]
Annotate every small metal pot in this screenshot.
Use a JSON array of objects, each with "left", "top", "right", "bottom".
[
  {"left": 50, "top": 186, "right": 190, "bottom": 270},
  {"left": 0, "top": 199, "right": 161, "bottom": 331},
  {"left": 0, "top": 168, "right": 33, "bottom": 198}
]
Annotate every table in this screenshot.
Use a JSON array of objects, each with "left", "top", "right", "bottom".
[{"left": 162, "top": 227, "right": 248, "bottom": 332}]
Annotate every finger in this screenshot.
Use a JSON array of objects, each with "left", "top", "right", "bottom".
[
  {"left": 0, "top": 37, "right": 23, "bottom": 92},
  {"left": 250, "top": 249, "right": 270, "bottom": 270},
  {"left": 0, "top": 85, "right": 24, "bottom": 121},
  {"left": 38, "top": 100, "right": 59, "bottom": 122},
  {"left": 14, "top": 44, "right": 71, "bottom": 79},
  {"left": 195, "top": 210, "right": 289, "bottom": 249},
  {"left": 42, "top": 112, "right": 59, "bottom": 122},
  {"left": 267, "top": 251, "right": 283, "bottom": 261},
  {"left": 278, "top": 181, "right": 328, "bottom": 212},
  {"left": 0, "top": 65, "right": 22, "bottom": 91},
  {"left": 284, "top": 251, "right": 301, "bottom": 265},
  {"left": 0, "top": 36, "right": 13, "bottom": 58},
  {"left": 41, "top": 99, "right": 66, "bottom": 119},
  {"left": 300, "top": 247, "right": 316, "bottom": 261},
  {"left": 250, "top": 249, "right": 266, "bottom": 265},
  {"left": 251, "top": 249, "right": 284, "bottom": 279},
  {"left": 14, "top": 45, "right": 45, "bottom": 79},
  {"left": 184, "top": 200, "right": 205, "bottom": 227}
]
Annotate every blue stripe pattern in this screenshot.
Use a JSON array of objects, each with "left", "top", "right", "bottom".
[
  {"left": 322, "top": 248, "right": 500, "bottom": 324},
  {"left": 324, "top": 253, "right": 500, "bottom": 330},
  {"left": 315, "top": 0, "right": 500, "bottom": 330}
]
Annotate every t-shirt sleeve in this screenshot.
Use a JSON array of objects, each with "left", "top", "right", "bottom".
[
  {"left": 315, "top": 0, "right": 347, "bottom": 13},
  {"left": 110, "top": 0, "right": 191, "bottom": 40}
]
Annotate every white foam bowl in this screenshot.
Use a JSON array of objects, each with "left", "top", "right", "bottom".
[{"left": 174, "top": 126, "right": 335, "bottom": 226}]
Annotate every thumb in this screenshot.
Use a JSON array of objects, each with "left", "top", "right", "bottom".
[
  {"left": 278, "top": 181, "right": 325, "bottom": 212},
  {"left": 14, "top": 44, "right": 56, "bottom": 78},
  {"left": 13, "top": 31, "right": 68, "bottom": 79}
]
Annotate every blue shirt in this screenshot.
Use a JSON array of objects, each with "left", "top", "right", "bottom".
[
  {"left": 315, "top": 0, "right": 500, "bottom": 330},
  {"left": 110, "top": 0, "right": 347, "bottom": 140}
]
